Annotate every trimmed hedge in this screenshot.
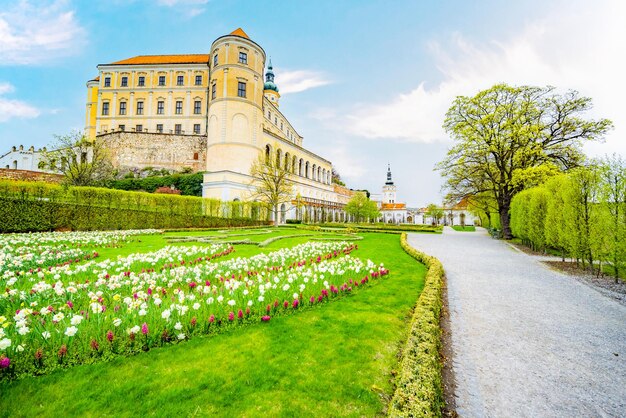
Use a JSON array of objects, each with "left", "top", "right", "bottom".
[
  {"left": 388, "top": 233, "right": 445, "bottom": 417},
  {"left": 0, "top": 180, "right": 270, "bottom": 232},
  {"left": 317, "top": 223, "right": 443, "bottom": 233}
]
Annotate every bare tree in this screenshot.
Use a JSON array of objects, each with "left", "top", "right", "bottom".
[
  {"left": 42, "top": 131, "right": 113, "bottom": 186},
  {"left": 249, "top": 151, "right": 294, "bottom": 225}
]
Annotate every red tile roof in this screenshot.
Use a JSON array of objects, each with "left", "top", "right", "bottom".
[
  {"left": 108, "top": 54, "right": 210, "bottom": 65},
  {"left": 229, "top": 28, "right": 250, "bottom": 39}
]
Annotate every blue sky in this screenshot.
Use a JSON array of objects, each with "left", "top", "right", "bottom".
[{"left": 1, "top": 0, "right": 624, "bottom": 207}]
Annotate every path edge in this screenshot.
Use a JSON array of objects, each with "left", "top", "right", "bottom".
[{"left": 387, "top": 233, "right": 448, "bottom": 417}]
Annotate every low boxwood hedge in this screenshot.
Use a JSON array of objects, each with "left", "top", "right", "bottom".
[{"left": 388, "top": 233, "right": 445, "bottom": 417}]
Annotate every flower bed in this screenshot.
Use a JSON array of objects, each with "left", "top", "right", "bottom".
[
  {"left": 0, "top": 236, "right": 388, "bottom": 380},
  {"left": 0, "top": 230, "right": 160, "bottom": 274}
]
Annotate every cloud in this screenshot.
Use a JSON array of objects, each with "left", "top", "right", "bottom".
[
  {"left": 0, "top": 0, "right": 86, "bottom": 65},
  {"left": 0, "top": 82, "right": 40, "bottom": 122},
  {"left": 335, "top": 0, "right": 626, "bottom": 150},
  {"left": 274, "top": 69, "right": 332, "bottom": 95}
]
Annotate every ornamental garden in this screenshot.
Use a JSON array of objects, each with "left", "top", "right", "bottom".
[{"left": 0, "top": 223, "right": 443, "bottom": 416}]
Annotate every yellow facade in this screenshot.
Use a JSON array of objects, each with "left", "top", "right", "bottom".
[{"left": 87, "top": 56, "right": 210, "bottom": 138}]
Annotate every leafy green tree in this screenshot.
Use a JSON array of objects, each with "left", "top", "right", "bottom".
[
  {"left": 345, "top": 192, "right": 379, "bottom": 223},
  {"left": 563, "top": 165, "right": 605, "bottom": 271},
  {"left": 425, "top": 203, "right": 444, "bottom": 225},
  {"left": 527, "top": 187, "right": 550, "bottom": 252},
  {"left": 599, "top": 155, "right": 626, "bottom": 281},
  {"left": 437, "top": 84, "right": 612, "bottom": 239},
  {"left": 544, "top": 175, "right": 568, "bottom": 260},
  {"left": 42, "top": 131, "right": 113, "bottom": 186},
  {"left": 249, "top": 152, "right": 293, "bottom": 226}
]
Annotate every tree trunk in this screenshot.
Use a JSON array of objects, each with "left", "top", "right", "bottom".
[{"left": 499, "top": 195, "right": 513, "bottom": 240}]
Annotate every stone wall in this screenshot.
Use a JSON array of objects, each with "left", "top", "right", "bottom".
[
  {"left": 98, "top": 131, "right": 207, "bottom": 172},
  {"left": 0, "top": 168, "right": 63, "bottom": 183}
]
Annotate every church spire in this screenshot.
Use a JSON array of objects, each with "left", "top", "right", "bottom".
[
  {"left": 265, "top": 59, "right": 275, "bottom": 83},
  {"left": 386, "top": 163, "right": 394, "bottom": 185}
]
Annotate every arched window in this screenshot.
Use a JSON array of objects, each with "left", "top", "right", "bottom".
[
  {"left": 305, "top": 161, "right": 310, "bottom": 178},
  {"left": 299, "top": 158, "right": 304, "bottom": 176},
  {"left": 317, "top": 166, "right": 321, "bottom": 182},
  {"left": 265, "top": 144, "right": 271, "bottom": 163},
  {"left": 312, "top": 164, "right": 317, "bottom": 181},
  {"left": 322, "top": 169, "right": 326, "bottom": 184},
  {"left": 276, "top": 149, "right": 282, "bottom": 167},
  {"left": 284, "top": 152, "right": 290, "bottom": 171},
  {"left": 12, "top": 160, "right": 18, "bottom": 170},
  {"left": 292, "top": 156, "right": 297, "bottom": 173}
]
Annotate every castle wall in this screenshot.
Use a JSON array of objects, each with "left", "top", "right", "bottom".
[{"left": 98, "top": 131, "right": 206, "bottom": 172}]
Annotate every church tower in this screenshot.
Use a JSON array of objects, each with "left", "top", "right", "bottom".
[
  {"left": 382, "top": 164, "right": 397, "bottom": 204},
  {"left": 263, "top": 60, "right": 280, "bottom": 107},
  {"left": 204, "top": 28, "right": 267, "bottom": 200}
]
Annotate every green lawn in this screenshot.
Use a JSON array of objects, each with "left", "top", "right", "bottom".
[
  {"left": 0, "top": 231, "right": 426, "bottom": 417},
  {"left": 451, "top": 225, "right": 476, "bottom": 232}
]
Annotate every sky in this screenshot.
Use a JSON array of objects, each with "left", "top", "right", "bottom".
[{"left": 1, "top": 0, "right": 625, "bottom": 207}]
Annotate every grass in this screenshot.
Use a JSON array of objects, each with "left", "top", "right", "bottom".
[
  {"left": 451, "top": 225, "right": 475, "bottom": 232},
  {"left": 0, "top": 231, "right": 426, "bottom": 417}
]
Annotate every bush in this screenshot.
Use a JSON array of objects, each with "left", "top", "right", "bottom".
[
  {"left": 388, "top": 233, "right": 445, "bottom": 417},
  {"left": 105, "top": 172, "right": 204, "bottom": 196},
  {"left": 285, "top": 219, "right": 302, "bottom": 224},
  {"left": 0, "top": 180, "right": 270, "bottom": 232}
]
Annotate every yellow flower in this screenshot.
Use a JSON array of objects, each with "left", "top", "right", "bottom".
[
  {"left": 0, "top": 316, "right": 6, "bottom": 324},
  {"left": 113, "top": 294, "right": 121, "bottom": 301}
]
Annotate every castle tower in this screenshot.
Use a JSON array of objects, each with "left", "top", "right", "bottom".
[
  {"left": 263, "top": 59, "right": 280, "bottom": 107},
  {"left": 382, "top": 164, "right": 397, "bottom": 204},
  {"left": 204, "top": 28, "right": 267, "bottom": 200}
]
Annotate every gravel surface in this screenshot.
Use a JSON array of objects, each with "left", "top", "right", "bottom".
[{"left": 408, "top": 227, "right": 626, "bottom": 417}]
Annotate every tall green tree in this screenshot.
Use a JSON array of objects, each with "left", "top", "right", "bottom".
[
  {"left": 437, "top": 84, "right": 612, "bottom": 239},
  {"left": 544, "top": 175, "right": 568, "bottom": 260},
  {"left": 345, "top": 192, "right": 379, "bottom": 223},
  {"left": 599, "top": 155, "right": 626, "bottom": 281},
  {"left": 42, "top": 131, "right": 113, "bottom": 186},
  {"left": 563, "top": 165, "right": 605, "bottom": 271}
]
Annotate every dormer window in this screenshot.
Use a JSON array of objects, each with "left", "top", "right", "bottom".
[{"left": 239, "top": 52, "right": 247, "bottom": 65}]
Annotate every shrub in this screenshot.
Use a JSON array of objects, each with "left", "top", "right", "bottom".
[
  {"left": 0, "top": 180, "right": 270, "bottom": 232},
  {"left": 388, "top": 233, "right": 445, "bottom": 417},
  {"left": 105, "top": 172, "right": 204, "bottom": 196}
]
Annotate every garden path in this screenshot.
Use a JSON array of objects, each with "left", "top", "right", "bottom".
[{"left": 408, "top": 228, "right": 626, "bottom": 417}]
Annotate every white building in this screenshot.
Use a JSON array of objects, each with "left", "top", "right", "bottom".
[
  {"left": 0, "top": 145, "right": 49, "bottom": 171},
  {"left": 378, "top": 165, "right": 412, "bottom": 224}
]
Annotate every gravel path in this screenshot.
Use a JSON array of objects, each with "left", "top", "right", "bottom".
[{"left": 407, "top": 227, "right": 626, "bottom": 417}]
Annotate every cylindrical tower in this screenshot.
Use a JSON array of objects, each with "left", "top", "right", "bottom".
[{"left": 203, "top": 28, "right": 266, "bottom": 200}]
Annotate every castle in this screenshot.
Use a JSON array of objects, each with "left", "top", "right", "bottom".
[{"left": 84, "top": 28, "right": 354, "bottom": 223}]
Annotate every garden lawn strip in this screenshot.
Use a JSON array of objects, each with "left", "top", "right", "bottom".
[{"left": 0, "top": 232, "right": 426, "bottom": 417}]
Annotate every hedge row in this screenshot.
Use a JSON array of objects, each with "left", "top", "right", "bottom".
[
  {"left": 105, "top": 172, "right": 204, "bottom": 196},
  {"left": 318, "top": 223, "right": 443, "bottom": 233},
  {"left": 510, "top": 161, "right": 626, "bottom": 278},
  {"left": 0, "top": 180, "right": 270, "bottom": 232},
  {"left": 388, "top": 233, "right": 445, "bottom": 417}
]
